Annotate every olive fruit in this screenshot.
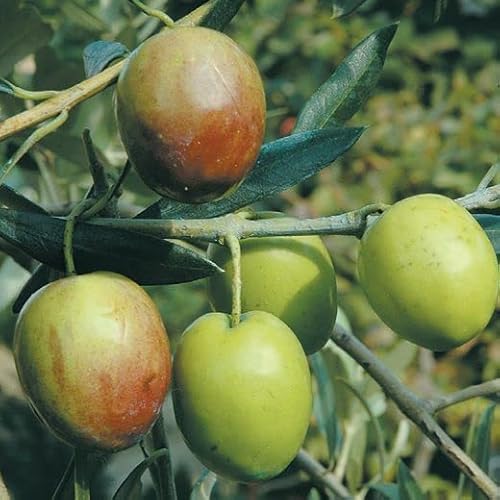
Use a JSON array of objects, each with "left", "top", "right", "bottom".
[
  {"left": 172, "top": 311, "right": 312, "bottom": 482},
  {"left": 115, "top": 26, "right": 266, "bottom": 203},
  {"left": 207, "top": 214, "right": 337, "bottom": 354},
  {"left": 14, "top": 271, "right": 171, "bottom": 451},
  {"left": 358, "top": 194, "right": 498, "bottom": 351}
]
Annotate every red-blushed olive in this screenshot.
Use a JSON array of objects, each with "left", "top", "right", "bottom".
[
  {"left": 13, "top": 271, "right": 171, "bottom": 451},
  {"left": 115, "top": 26, "right": 266, "bottom": 203},
  {"left": 357, "top": 194, "right": 498, "bottom": 351},
  {"left": 207, "top": 213, "right": 337, "bottom": 354},
  {"left": 172, "top": 311, "right": 312, "bottom": 482}
]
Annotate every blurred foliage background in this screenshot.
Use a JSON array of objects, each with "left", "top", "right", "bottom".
[{"left": 0, "top": 0, "right": 499, "bottom": 498}]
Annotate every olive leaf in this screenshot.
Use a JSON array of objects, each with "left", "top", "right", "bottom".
[
  {"left": 475, "top": 214, "right": 500, "bottom": 255},
  {"left": 0, "top": 185, "right": 48, "bottom": 214},
  {"left": 83, "top": 40, "right": 129, "bottom": 78},
  {"left": 190, "top": 469, "right": 217, "bottom": 500},
  {"left": 113, "top": 449, "right": 168, "bottom": 500},
  {"left": 369, "top": 483, "right": 400, "bottom": 499},
  {"left": 397, "top": 461, "right": 426, "bottom": 500},
  {"left": 0, "top": 208, "right": 221, "bottom": 286},
  {"left": 330, "top": 0, "right": 370, "bottom": 19},
  {"left": 0, "top": 0, "right": 53, "bottom": 77},
  {"left": 139, "top": 126, "right": 364, "bottom": 220},
  {"left": 294, "top": 24, "right": 398, "bottom": 132},
  {"left": 199, "top": 0, "right": 246, "bottom": 30}
]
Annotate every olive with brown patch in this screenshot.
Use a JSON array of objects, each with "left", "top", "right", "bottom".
[
  {"left": 13, "top": 271, "right": 171, "bottom": 451},
  {"left": 115, "top": 26, "right": 266, "bottom": 203}
]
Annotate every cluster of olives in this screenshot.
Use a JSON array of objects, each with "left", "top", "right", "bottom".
[{"left": 12, "top": 24, "right": 498, "bottom": 487}]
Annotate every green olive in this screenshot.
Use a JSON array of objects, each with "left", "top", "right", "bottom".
[
  {"left": 358, "top": 194, "right": 498, "bottom": 351},
  {"left": 172, "top": 311, "right": 312, "bottom": 482}
]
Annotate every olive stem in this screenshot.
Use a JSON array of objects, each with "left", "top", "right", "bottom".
[
  {"left": 0, "top": 0, "right": 236, "bottom": 143},
  {"left": 63, "top": 198, "right": 94, "bottom": 276},
  {"left": 73, "top": 449, "right": 90, "bottom": 500},
  {"left": 82, "top": 129, "right": 109, "bottom": 195},
  {"left": 0, "top": 109, "right": 68, "bottom": 187},
  {"left": 427, "top": 379, "right": 500, "bottom": 415},
  {"left": 0, "top": 78, "right": 60, "bottom": 101},
  {"left": 330, "top": 323, "right": 499, "bottom": 498},
  {"left": 294, "top": 449, "right": 351, "bottom": 499},
  {"left": 225, "top": 233, "right": 242, "bottom": 327},
  {"left": 150, "top": 411, "right": 178, "bottom": 500},
  {"left": 127, "top": 0, "right": 175, "bottom": 27},
  {"left": 477, "top": 162, "right": 499, "bottom": 191}
]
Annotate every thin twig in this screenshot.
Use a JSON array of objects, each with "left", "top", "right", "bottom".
[
  {"left": 330, "top": 324, "right": 499, "bottom": 498},
  {"left": 427, "top": 379, "right": 500, "bottom": 414},
  {"left": 294, "top": 449, "right": 352, "bottom": 499}
]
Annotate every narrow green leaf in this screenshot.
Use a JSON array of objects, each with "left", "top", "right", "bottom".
[
  {"left": 310, "top": 352, "right": 341, "bottom": 465},
  {"left": 471, "top": 404, "right": 496, "bottom": 500},
  {"left": 139, "top": 127, "right": 364, "bottom": 220},
  {"left": 0, "top": 185, "right": 48, "bottom": 214},
  {"left": 294, "top": 24, "right": 398, "bottom": 132},
  {"left": 397, "top": 461, "right": 425, "bottom": 500},
  {"left": 475, "top": 214, "right": 500, "bottom": 254},
  {"left": 307, "top": 488, "right": 322, "bottom": 500},
  {"left": 0, "top": 209, "right": 221, "bottom": 286},
  {"left": 190, "top": 468, "right": 217, "bottom": 500},
  {"left": 370, "top": 483, "right": 400, "bottom": 499},
  {"left": 60, "top": 1, "right": 108, "bottom": 33},
  {"left": 346, "top": 418, "right": 367, "bottom": 492},
  {"left": 113, "top": 449, "right": 168, "bottom": 500},
  {"left": 83, "top": 40, "right": 129, "bottom": 78},
  {"left": 199, "top": 0, "right": 246, "bottom": 30},
  {"left": 331, "top": 0, "right": 369, "bottom": 18},
  {"left": 0, "top": 0, "right": 53, "bottom": 77}
]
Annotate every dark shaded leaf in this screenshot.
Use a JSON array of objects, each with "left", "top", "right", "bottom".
[
  {"left": 471, "top": 404, "right": 495, "bottom": 500},
  {"left": 370, "top": 483, "right": 400, "bottom": 499},
  {"left": 0, "top": 0, "right": 53, "bottom": 77},
  {"left": 199, "top": 0, "right": 246, "bottom": 30},
  {"left": 331, "top": 0, "right": 369, "bottom": 18},
  {"left": 475, "top": 214, "right": 500, "bottom": 254},
  {"left": 310, "top": 352, "right": 340, "bottom": 465},
  {"left": 0, "top": 209, "right": 221, "bottom": 286},
  {"left": 83, "top": 40, "right": 129, "bottom": 78},
  {"left": 113, "top": 449, "right": 168, "bottom": 500},
  {"left": 397, "top": 461, "right": 425, "bottom": 500},
  {"left": 294, "top": 24, "right": 398, "bottom": 131},
  {"left": 60, "top": 1, "right": 108, "bottom": 34},
  {"left": 0, "top": 185, "right": 48, "bottom": 214},
  {"left": 139, "top": 127, "right": 364, "bottom": 219}
]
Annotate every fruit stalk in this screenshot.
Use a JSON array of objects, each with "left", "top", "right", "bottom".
[{"left": 224, "top": 233, "right": 242, "bottom": 327}]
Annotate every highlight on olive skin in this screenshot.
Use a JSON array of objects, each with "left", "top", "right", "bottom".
[
  {"left": 13, "top": 271, "right": 172, "bottom": 451},
  {"left": 115, "top": 26, "right": 266, "bottom": 203}
]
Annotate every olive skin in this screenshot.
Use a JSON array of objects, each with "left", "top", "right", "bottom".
[
  {"left": 14, "top": 272, "right": 172, "bottom": 451},
  {"left": 172, "top": 311, "right": 312, "bottom": 482},
  {"left": 358, "top": 194, "right": 498, "bottom": 351},
  {"left": 207, "top": 214, "right": 337, "bottom": 354},
  {"left": 115, "top": 26, "right": 266, "bottom": 203}
]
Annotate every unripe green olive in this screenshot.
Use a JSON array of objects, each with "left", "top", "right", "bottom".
[
  {"left": 357, "top": 194, "right": 498, "bottom": 351},
  {"left": 115, "top": 26, "right": 266, "bottom": 203},
  {"left": 207, "top": 213, "right": 337, "bottom": 354},
  {"left": 14, "top": 272, "right": 172, "bottom": 451},
  {"left": 172, "top": 311, "right": 312, "bottom": 482}
]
